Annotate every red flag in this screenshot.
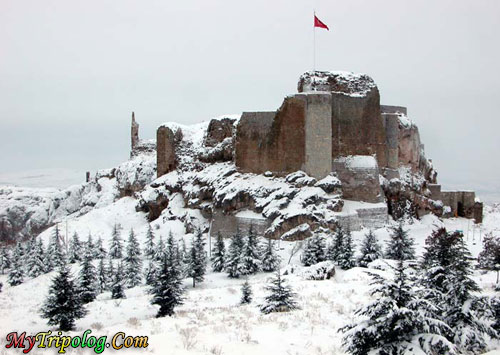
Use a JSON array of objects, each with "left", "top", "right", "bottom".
[{"left": 314, "top": 15, "right": 329, "bottom": 31}]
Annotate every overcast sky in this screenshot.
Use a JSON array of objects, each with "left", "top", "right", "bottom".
[{"left": 1, "top": 0, "right": 499, "bottom": 200}]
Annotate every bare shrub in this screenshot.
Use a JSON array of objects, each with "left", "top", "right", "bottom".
[
  {"left": 179, "top": 327, "right": 198, "bottom": 350},
  {"left": 90, "top": 322, "right": 104, "bottom": 331},
  {"left": 127, "top": 317, "right": 141, "bottom": 328}
]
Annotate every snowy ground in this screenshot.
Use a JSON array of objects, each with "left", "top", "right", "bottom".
[{"left": 1, "top": 203, "right": 500, "bottom": 354}]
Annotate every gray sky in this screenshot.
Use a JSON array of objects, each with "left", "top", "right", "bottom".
[{"left": 1, "top": 0, "right": 499, "bottom": 200}]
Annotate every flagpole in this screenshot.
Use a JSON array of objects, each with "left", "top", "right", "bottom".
[{"left": 313, "top": 9, "right": 316, "bottom": 90}]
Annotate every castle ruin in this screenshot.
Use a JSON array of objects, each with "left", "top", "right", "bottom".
[{"left": 146, "top": 70, "right": 482, "bottom": 237}]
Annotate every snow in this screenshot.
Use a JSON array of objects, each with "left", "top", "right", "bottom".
[
  {"left": 345, "top": 155, "right": 378, "bottom": 169},
  {"left": 2, "top": 207, "right": 500, "bottom": 353},
  {"left": 299, "top": 70, "right": 377, "bottom": 97}
]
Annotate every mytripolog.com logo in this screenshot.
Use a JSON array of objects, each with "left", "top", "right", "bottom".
[{"left": 5, "top": 330, "right": 148, "bottom": 353}]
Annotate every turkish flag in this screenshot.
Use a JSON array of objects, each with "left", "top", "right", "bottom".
[{"left": 314, "top": 15, "right": 329, "bottom": 30}]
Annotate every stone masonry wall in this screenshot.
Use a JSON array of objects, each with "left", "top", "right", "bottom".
[
  {"left": 330, "top": 88, "right": 388, "bottom": 168},
  {"left": 303, "top": 93, "right": 333, "bottom": 179}
]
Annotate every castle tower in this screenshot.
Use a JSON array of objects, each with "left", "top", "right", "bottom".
[{"left": 131, "top": 111, "right": 139, "bottom": 150}]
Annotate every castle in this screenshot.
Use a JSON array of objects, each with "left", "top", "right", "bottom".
[{"left": 131, "top": 70, "right": 483, "bottom": 238}]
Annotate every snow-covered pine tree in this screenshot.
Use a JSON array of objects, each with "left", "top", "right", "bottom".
[
  {"left": 420, "top": 229, "right": 496, "bottom": 353},
  {"left": 108, "top": 223, "right": 123, "bottom": 259},
  {"left": 144, "top": 225, "right": 156, "bottom": 260},
  {"left": 301, "top": 234, "right": 326, "bottom": 266},
  {"left": 225, "top": 229, "right": 246, "bottom": 278},
  {"left": 185, "top": 231, "right": 207, "bottom": 287},
  {"left": 155, "top": 235, "right": 166, "bottom": 262},
  {"left": 78, "top": 254, "right": 97, "bottom": 303},
  {"left": 107, "top": 256, "right": 115, "bottom": 281},
  {"left": 442, "top": 233, "right": 496, "bottom": 353},
  {"left": 40, "top": 264, "right": 87, "bottom": 331},
  {"left": 240, "top": 279, "right": 252, "bottom": 304},
  {"left": 211, "top": 232, "right": 225, "bottom": 272},
  {"left": 341, "top": 258, "right": 455, "bottom": 355},
  {"left": 111, "top": 262, "right": 126, "bottom": 299},
  {"left": 12, "top": 242, "right": 26, "bottom": 269},
  {"left": 124, "top": 228, "right": 142, "bottom": 288},
  {"left": 95, "top": 236, "right": 107, "bottom": 259},
  {"left": 327, "top": 225, "right": 345, "bottom": 263},
  {"left": 68, "top": 232, "right": 82, "bottom": 263},
  {"left": 151, "top": 252, "right": 184, "bottom": 317},
  {"left": 8, "top": 257, "right": 24, "bottom": 286},
  {"left": 165, "top": 232, "right": 178, "bottom": 264},
  {"left": 357, "top": 229, "right": 382, "bottom": 267},
  {"left": 242, "top": 226, "right": 262, "bottom": 275},
  {"left": 260, "top": 271, "right": 298, "bottom": 314},
  {"left": 46, "top": 224, "right": 65, "bottom": 271},
  {"left": 338, "top": 229, "right": 355, "bottom": 270},
  {"left": 144, "top": 260, "right": 158, "bottom": 287},
  {"left": 96, "top": 257, "right": 108, "bottom": 293},
  {"left": 261, "top": 238, "right": 280, "bottom": 272},
  {"left": 27, "top": 238, "right": 45, "bottom": 277},
  {"left": 0, "top": 247, "right": 11, "bottom": 274},
  {"left": 85, "top": 233, "right": 95, "bottom": 259},
  {"left": 491, "top": 296, "right": 500, "bottom": 333},
  {"left": 385, "top": 222, "right": 415, "bottom": 261},
  {"left": 478, "top": 233, "right": 500, "bottom": 288}
]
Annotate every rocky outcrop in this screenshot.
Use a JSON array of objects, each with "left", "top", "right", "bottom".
[
  {"left": 157, "top": 125, "right": 177, "bottom": 178},
  {"left": 204, "top": 116, "right": 237, "bottom": 147},
  {"left": 333, "top": 156, "right": 383, "bottom": 203}
]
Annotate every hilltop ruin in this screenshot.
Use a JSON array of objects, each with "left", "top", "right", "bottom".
[{"left": 146, "top": 70, "right": 482, "bottom": 239}]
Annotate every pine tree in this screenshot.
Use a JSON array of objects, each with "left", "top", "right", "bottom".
[
  {"left": 301, "top": 234, "right": 326, "bottom": 266},
  {"left": 240, "top": 279, "right": 252, "bottom": 305},
  {"left": 108, "top": 223, "right": 123, "bottom": 259},
  {"left": 166, "top": 232, "right": 179, "bottom": 265},
  {"left": 78, "top": 254, "right": 97, "bottom": 303},
  {"left": 357, "top": 230, "right": 382, "bottom": 267},
  {"left": 0, "top": 281, "right": 2, "bottom": 293},
  {"left": 155, "top": 235, "right": 166, "bottom": 262},
  {"left": 111, "top": 262, "right": 126, "bottom": 299},
  {"left": 225, "top": 230, "right": 245, "bottom": 278},
  {"left": 185, "top": 231, "right": 206, "bottom": 287},
  {"left": 211, "top": 232, "right": 225, "bottom": 272},
  {"left": 385, "top": 222, "right": 415, "bottom": 261},
  {"left": 107, "top": 256, "right": 115, "bottom": 280},
  {"left": 68, "top": 232, "right": 82, "bottom": 263},
  {"left": 491, "top": 296, "right": 500, "bottom": 333},
  {"left": 0, "top": 247, "right": 12, "bottom": 274},
  {"left": 41, "top": 264, "right": 87, "bottom": 331},
  {"left": 260, "top": 271, "right": 298, "bottom": 314},
  {"left": 96, "top": 257, "right": 108, "bottom": 293},
  {"left": 151, "top": 252, "right": 184, "bottom": 317},
  {"left": 46, "top": 225, "right": 65, "bottom": 271},
  {"left": 341, "top": 259, "right": 455, "bottom": 355},
  {"left": 124, "top": 228, "right": 142, "bottom": 288},
  {"left": 8, "top": 257, "right": 24, "bottom": 286},
  {"left": 144, "top": 260, "right": 158, "bottom": 287},
  {"left": 420, "top": 229, "right": 496, "bottom": 353},
  {"left": 242, "top": 226, "right": 261, "bottom": 275},
  {"left": 478, "top": 234, "right": 500, "bottom": 288},
  {"left": 27, "top": 238, "right": 45, "bottom": 277},
  {"left": 144, "top": 225, "right": 156, "bottom": 260},
  {"left": 443, "top": 236, "right": 495, "bottom": 353},
  {"left": 95, "top": 236, "right": 107, "bottom": 259},
  {"left": 327, "top": 226, "right": 345, "bottom": 263},
  {"left": 261, "top": 239, "right": 280, "bottom": 272},
  {"left": 338, "top": 229, "right": 355, "bottom": 270},
  {"left": 85, "top": 233, "right": 95, "bottom": 260}
]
